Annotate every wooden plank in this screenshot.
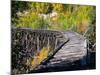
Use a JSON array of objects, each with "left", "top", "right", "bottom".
[{"left": 34, "top": 30, "right": 87, "bottom": 70}]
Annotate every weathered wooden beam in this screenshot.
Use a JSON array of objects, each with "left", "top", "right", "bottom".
[{"left": 32, "top": 30, "right": 87, "bottom": 72}]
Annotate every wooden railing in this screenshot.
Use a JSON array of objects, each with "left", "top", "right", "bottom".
[{"left": 11, "top": 28, "right": 68, "bottom": 74}]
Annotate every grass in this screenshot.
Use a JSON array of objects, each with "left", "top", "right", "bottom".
[{"left": 29, "top": 47, "right": 50, "bottom": 70}]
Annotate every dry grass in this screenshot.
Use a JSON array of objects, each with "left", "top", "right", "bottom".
[{"left": 30, "top": 47, "right": 50, "bottom": 69}]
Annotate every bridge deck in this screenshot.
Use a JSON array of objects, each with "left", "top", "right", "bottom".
[
  {"left": 31, "top": 30, "right": 87, "bottom": 72},
  {"left": 11, "top": 28, "right": 87, "bottom": 74}
]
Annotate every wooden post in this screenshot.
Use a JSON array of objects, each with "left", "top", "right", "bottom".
[
  {"left": 55, "top": 38, "right": 58, "bottom": 50},
  {"left": 37, "top": 35, "right": 39, "bottom": 52},
  {"left": 47, "top": 37, "right": 50, "bottom": 51}
]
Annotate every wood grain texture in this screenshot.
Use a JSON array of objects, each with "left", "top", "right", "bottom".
[
  {"left": 12, "top": 28, "right": 87, "bottom": 73},
  {"left": 35, "top": 30, "right": 87, "bottom": 70}
]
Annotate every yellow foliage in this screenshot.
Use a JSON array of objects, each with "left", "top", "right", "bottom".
[{"left": 31, "top": 47, "right": 50, "bottom": 68}]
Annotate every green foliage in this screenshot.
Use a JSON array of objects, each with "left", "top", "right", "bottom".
[
  {"left": 15, "top": 12, "right": 49, "bottom": 29},
  {"left": 29, "top": 2, "right": 52, "bottom": 14},
  {"left": 58, "top": 13, "right": 77, "bottom": 30},
  {"left": 11, "top": 1, "right": 96, "bottom": 33},
  {"left": 52, "top": 3, "right": 63, "bottom": 12},
  {"left": 11, "top": 1, "right": 29, "bottom": 17}
]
